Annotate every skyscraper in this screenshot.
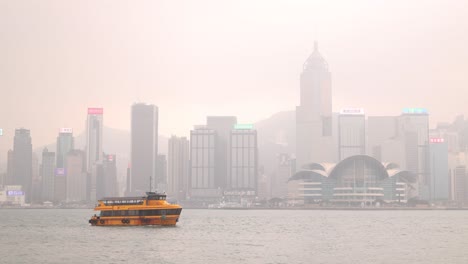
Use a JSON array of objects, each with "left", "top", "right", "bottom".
[
  {"left": 338, "top": 108, "right": 366, "bottom": 161},
  {"left": 399, "top": 108, "right": 430, "bottom": 198},
  {"left": 131, "top": 103, "right": 158, "bottom": 195},
  {"left": 429, "top": 138, "right": 449, "bottom": 201},
  {"left": 96, "top": 154, "right": 118, "bottom": 198},
  {"left": 206, "top": 116, "right": 237, "bottom": 189},
  {"left": 367, "top": 116, "right": 399, "bottom": 161},
  {"left": 55, "top": 128, "right": 74, "bottom": 203},
  {"left": 156, "top": 154, "right": 167, "bottom": 192},
  {"left": 66, "top": 150, "right": 87, "bottom": 202},
  {"left": 56, "top": 128, "right": 74, "bottom": 168},
  {"left": 167, "top": 136, "right": 190, "bottom": 200},
  {"left": 190, "top": 127, "right": 218, "bottom": 200},
  {"left": 12, "top": 129, "right": 32, "bottom": 203},
  {"left": 86, "top": 108, "right": 103, "bottom": 201},
  {"left": 226, "top": 125, "right": 258, "bottom": 200},
  {"left": 41, "top": 148, "right": 55, "bottom": 202},
  {"left": 296, "top": 42, "right": 335, "bottom": 168}
]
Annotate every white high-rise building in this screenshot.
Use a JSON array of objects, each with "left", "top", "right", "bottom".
[
  {"left": 296, "top": 42, "right": 336, "bottom": 169},
  {"left": 167, "top": 136, "right": 189, "bottom": 200},
  {"left": 86, "top": 107, "right": 103, "bottom": 201}
]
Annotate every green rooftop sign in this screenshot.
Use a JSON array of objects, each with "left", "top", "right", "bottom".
[
  {"left": 234, "top": 124, "right": 253, "bottom": 130},
  {"left": 402, "top": 108, "right": 428, "bottom": 114}
]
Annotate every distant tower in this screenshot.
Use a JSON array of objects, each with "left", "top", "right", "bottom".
[
  {"left": 131, "top": 103, "right": 158, "bottom": 195},
  {"left": 66, "top": 150, "right": 87, "bottom": 202},
  {"left": 56, "top": 128, "right": 74, "bottom": 168},
  {"left": 227, "top": 125, "right": 258, "bottom": 198},
  {"left": 296, "top": 42, "right": 335, "bottom": 168},
  {"left": 41, "top": 148, "right": 56, "bottom": 202},
  {"left": 399, "top": 108, "right": 430, "bottom": 198},
  {"left": 338, "top": 108, "right": 366, "bottom": 160},
  {"left": 12, "top": 129, "right": 33, "bottom": 203},
  {"left": 167, "top": 136, "right": 190, "bottom": 200},
  {"left": 86, "top": 108, "right": 103, "bottom": 201}
]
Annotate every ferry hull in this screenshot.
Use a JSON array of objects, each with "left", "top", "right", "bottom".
[{"left": 89, "top": 215, "right": 180, "bottom": 226}]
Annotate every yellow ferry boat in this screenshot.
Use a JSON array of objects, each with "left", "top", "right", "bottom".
[{"left": 88, "top": 192, "right": 182, "bottom": 226}]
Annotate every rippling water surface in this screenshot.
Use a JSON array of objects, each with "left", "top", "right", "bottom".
[{"left": 1, "top": 209, "right": 468, "bottom": 264}]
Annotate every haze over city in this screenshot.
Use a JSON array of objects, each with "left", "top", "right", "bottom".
[{"left": 1, "top": 0, "right": 468, "bottom": 158}]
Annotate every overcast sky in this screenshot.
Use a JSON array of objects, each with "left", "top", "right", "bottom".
[{"left": 1, "top": 0, "right": 468, "bottom": 163}]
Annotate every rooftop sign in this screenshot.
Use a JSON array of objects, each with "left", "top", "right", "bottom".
[
  {"left": 88, "top": 108, "right": 103, "bottom": 115},
  {"left": 234, "top": 124, "right": 254, "bottom": 130},
  {"left": 55, "top": 168, "right": 66, "bottom": 176},
  {"left": 59, "top": 128, "right": 73, "bottom": 134},
  {"left": 403, "top": 108, "right": 428, "bottom": 115},
  {"left": 7, "top": 190, "right": 24, "bottom": 196},
  {"left": 430, "top": 138, "right": 445, "bottom": 144},
  {"left": 340, "top": 108, "right": 364, "bottom": 115}
]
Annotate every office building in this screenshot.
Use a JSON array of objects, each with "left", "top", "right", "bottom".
[
  {"left": 66, "top": 150, "right": 87, "bottom": 202},
  {"left": 429, "top": 138, "right": 449, "bottom": 201},
  {"left": 338, "top": 108, "right": 366, "bottom": 161},
  {"left": 399, "top": 108, "right": 430, "bottom": 197},
  {"left": 190, "top": 127, "right": 218, "bottom": 199},
  {"left": 12, "top": 129, "right": 33, "bottom": 203},
  {"left": 86, "top": 108, "right": 103, "bottom": 201},
  {"left": 167, "top": 136, "right": 189, "bottom": 200},
  {"left": 296, "top": 42, "right": 335, "bottom": 168},
  {"left": 453, "top": 166, "right": 467, "bottom": 204},
  {"left": 131, "top": 103, "right": 158, "bottom": 195},
  {"left": 96, "top": 154, "right": 118, "bottom": 199},
  {"left": 206, "top": 116, "right": 237, "bottom": 189},
  {"left": 225, "top": 125, "right": 258, "bottom": 200},
  {"left": 156, "top": 154, "right": 167, "bottom": 192},
  {"left": 41, "top": 148, "right": 55, "bottom": 202},
  {"left": 367, "top": 116, "right": 399, "bottom": 161},
  {"left": 56, "top": 128, "right": 74, "bottom": 168}
]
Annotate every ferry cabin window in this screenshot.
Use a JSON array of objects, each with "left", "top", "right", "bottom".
[{"left": 100, "top": 209, "right": 182, "bottom": 217}]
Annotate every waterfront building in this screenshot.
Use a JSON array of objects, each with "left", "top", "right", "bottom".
[
  {"left": 130, "top": 103, "right": 158, "bottom": 195},
  {"left": 41, "top": 148, "right": 55, "bottom": 202},
  {"left": 96, "top": 154, "right": 118, "bottom": 199},
  {"left": 66, "top": 150, "right": 87, "bottom": 202},
  {"left": 288, "top": 155, "right": 416, "bottom": 205},
  {"left": 296, "top": 42, "right": 336, "bottom": 169},
  {"left": 12, "top": 128, "right": 33, "bottom": 203},
  {"left": 429, "top": 138, "right": 449, "bottom": 201},
  {"left": 225, "top": 125, "right": 258, "bottom": 202},
  {"left": 338, "top": 108, "right": 366, "bottom": 161},
  {"left": 399, "top": 108, "right": 430, "bottom": 198},
  {"left": 56, "top": 128, "right": 74, "bottom": 168},
  {"left": 156, "top": 154, "right": 167, "bottom": 192},
  {"left": 206, "top": 116, "right": 237, "bottom": 189},
  {"left": 0, "top": 185, "right": 25, "bottom": 206},
  {"left": 167, "top": 136, "right": 190, "bottom": 200},
  {"left": 367, "top": 116, "right": 398, "bottom": 161},
  {"left": 54, "top": 128, "right": 74, "bottom": 203},
  {"left": 453, "top": 166, "right": 467, "bottom": 204},
  {"left": 86, "top": 108, "right": 103, "bottom": 201},
  {"left": 270, "top": 153, "right": 294, "bottom": 199},
  {"left": 190, "top": 127, "right": 219, "bottom": 200},
  {"left": 6, "top": 149, "right": 14, "bottom": 185}
]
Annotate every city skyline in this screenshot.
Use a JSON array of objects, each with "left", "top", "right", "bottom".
[{"left": 1, "top": 1, "right": 468, "bottom": 157}]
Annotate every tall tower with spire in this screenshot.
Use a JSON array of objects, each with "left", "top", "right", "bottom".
[{"left": 296, "top": 42, "right": 336, "bottom": 168}]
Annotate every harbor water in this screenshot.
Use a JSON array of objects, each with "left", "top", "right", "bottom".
[{"left": 1, "top": 209, "right": 468, "bottom": 264}]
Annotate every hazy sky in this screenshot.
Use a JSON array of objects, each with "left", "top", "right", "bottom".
[{"left": 1, "top": 0, "right": 468, "bottom": 163}]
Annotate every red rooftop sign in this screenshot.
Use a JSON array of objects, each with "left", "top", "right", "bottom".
[
  {"left": 88, "top": 108, "right": 103, "bottom": 115},
  {"left": 430, "top": 138, "right": 445, "bottom": 143}
]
